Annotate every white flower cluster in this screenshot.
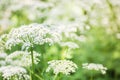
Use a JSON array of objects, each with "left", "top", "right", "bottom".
[
  {"left": 6, "top": 23, "right": 61, "bottom": 50},
  {"left": 116, "top": 33, "right": 120, "bottom": 39},
  {"left": 82, "top": 63, "right": 107, "bottom": 74},
  {"left": 60, "top": 42, "right": 79, "bottom": 49},
  {"left": 46, "top": 60, "right": 78, "bottom": 75},
  {"left": 0, "top": 0, "right": 53, "bottom": 30},
  {"left": 0, "top": 52, "right": 7, "bottom": 66},
  {"left": 6, "top": 51, "right": 40, "bottom": 67},
  {"left": 0, "top": 52, "right": 7, "bottom": 59},
  {"left": 49, "top": 23, "right": 87, "bottom": 42},
  {"left": 0, "top": 66, "right": 29, "bottom": 80}
]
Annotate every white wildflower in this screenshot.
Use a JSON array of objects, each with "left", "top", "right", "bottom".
[
  {"left": 48, "top": 23, "right": 87, "bottom": 42},
  {"left": 54, "top": 24, "right": 78, "bottom": 38},
  {"left": 0, "top": 53, "right": 7, "bottom": 66},
  {"left": 0, "top": 66, "right": 30, "bottom": 80},
  {"left": 82, "top": 63, "right": 107, "bottom": 74},
  {"left": 0, "top": 60, "right": 6, "bottom": 66},
  {"left": 116, "top": 33, "right": 120, "bottom": 39},
  {"left": 6, "top": 23, "right": 61, "bottom": 50},
  {"left": 0, "top": 34, "right": 8, "bottom": 41},
  {"left": 6, "top": 51, "right": 40, "bottom": 67},
  {"left": 0, "top": 52, "right": 7, "bottom": 59},
  {"left": 46, "top": 60, "right": 78, "bottom": 75},
  {"left": 60, "top": 42, "right": 79, "bottom": 49}
]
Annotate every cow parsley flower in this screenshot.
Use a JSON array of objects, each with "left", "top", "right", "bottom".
[
  {"left": 0, "top": 52, "right": 7, "bottom": 59},
  {"left": 0, "top": 66, "right": 30, "bottom": 80},
  {"left": 6, "top": 51, "right": 40, "bottom": 67},
  {"left": 82, "top": 63, "right": 107, "bottom": 74},
  {"left": 6, "top": 23, "right": 61, "bottom": 50},
  {"left": 116, "top": 33, "right": 120, "bottom": 39},
  {"left": 60, "top": 42, "right": 79, "bottom": 49},
  {"left": 46, "top": 60, "right": 78, "bottom": 75},
  {"left": 0, "top": 60, "right": 6, "bottom": 66},
  {"left": 0, "top": 52, "right": 7, "bottom": 66}
]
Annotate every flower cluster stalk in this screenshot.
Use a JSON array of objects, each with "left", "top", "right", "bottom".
[{"left": 30, "top": 47, "right": 34, "bottom": 80}]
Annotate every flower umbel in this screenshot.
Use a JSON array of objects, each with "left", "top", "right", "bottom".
[
  {"left": 0, "top": 52, "right": 7, "bottom": 59},
  {"left": 0, "top": 52, "right": 7, "bottom": 66},
  {"left": 46, "top": 60, "right": 78, "bottom": 75},
  {"left": 6, "top": 23, "right": 61, "bottom": 50},
  {"left": 60, "top": 41, "right": 79, "bottom": 49},
  {"left": 82, "top": 63, "right": 107, "bottom": 74},
  {"left": 6, "top": 51, "right": 40, "bottom": 67},
  {"left": 0, "top": 66, "right": 30, "bottom": 80}
]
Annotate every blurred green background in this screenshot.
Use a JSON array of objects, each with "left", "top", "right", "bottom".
[{"left": 0, "top": 0, "right": 120, "bottom": 80}]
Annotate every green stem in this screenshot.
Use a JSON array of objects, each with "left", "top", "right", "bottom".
[
  {"left": 90, "top": 75, "right": 93, "bottom": 80},
  {"left": 30, "top": 47, "right": 34, "bottom": 80},
  {"left": 28, "top": 68, "right": 44, "bottom": 80},
  {"left": 115, "top": 71, "right": 117, "bottom": 80},
  {"left": 30, "top": 72, "right": 32, "bottom": 80},
  {"left": 61, "top": 48, "right": 69, "bottom": 59},
  {"left": 90, "top": 72, "right": 93, "bottom": 80},
  {"left": 53, "top": 74, "right": 58, "bottom": 80},
  {"left": 106, "top": 0, "right": 120, "bottom": 31},
  {"left": 106, "top": 0, "right": 117, "bottom": 20}
]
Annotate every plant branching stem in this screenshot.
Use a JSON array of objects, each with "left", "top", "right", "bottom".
[
  {"left": 53, "top": 74, "right": 58, "bottom": 80},
  {"left": 90, "top": 72, "right": 93, "bottom": 80},
  {"left": 30, "top": 47, "right": 34, "bottom": 80}
]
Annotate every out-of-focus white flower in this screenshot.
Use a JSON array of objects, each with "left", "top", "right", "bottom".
[
  {"left": 116, "top": 33, "right": 120, "bottom": 39},
  {"left": 0, "top": 53, "right": 7, "bottom": 66},
  {"left": 0, "top": 60, "right": 6, "bottom": 66},
  {"left": 46, "top": 60, "right": 78, "bottom": 75},
  {"left": 6, "top": 23, "right": 61, "bottom": 50},
  {"left": 109, "top": 0, "right": 120, "bottom": 6},
  {"left": 49, "top": 23, "right": 87, "bottom": 42},
  {"left": 0, "top": 52, "right": 7, "bottom": 59},
  {"left": 0, "top": 0, "right": 53, "bottom": 28},
  {"left": 82, "top": 63, "right": 107, "bottom": 74},
  {"left": 6, "top": 51, "right": 40, "bottom": 67},
  {"left": 0, "top": 66, "right": 30, "bottom": 80},
  {"left": 60, "top": 42, "right": 79, "bottom": 49}
]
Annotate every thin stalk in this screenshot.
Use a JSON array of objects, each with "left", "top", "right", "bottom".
[
  {"left": 90, "top": 75, "right": 93, "bottom": 80},
  {"left": 30, "top": 71, "right": 32, "bottom": 80},
  {"left": 90, "top": 72, "right": 93, "bottom": 80},
  {"left": 41, "top": 52, "right": 45, "bottom": 76},
  {"left": 115, "top": 71, "right": 117, "bottom": 80},
  {"left": 61, "top": 48, "right": 69, "bottom": 59},
  {"left": 30, "top": 47, "right": 34, "bottom": 80},
  {"left": 106, "top": 0, "right": 117, "bottom": 20},
  {"left": 106, "top": 0, "right": 120, "bottom": 31},
  {"left": 28, "top": 68, "right": 44, "bottom": 80},
  {"left": 53, "top": 74, "right": 58, "bottom": 80}
]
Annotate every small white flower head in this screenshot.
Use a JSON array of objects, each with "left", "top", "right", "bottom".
[
  {"left": 116, "top": 33, "right": 120, "bottom": 39},
  {"left": 6, "top": 51, "right": 40, "bottom": 67},
  {"left": 82, "top": 63, "right": 107, "bottom": 74},
  {"left": 60, "top": 42, "right": 79, "bottom": 49},
  {"left": 6, "top": 23, "right": 61, "bottom": 50},
  {"left": 0, "top": 34, "right": 8, "bottom": 41},
  {"left": 0, "top": 66, "right": 30, "bottom": 80},
  {"left": 0, "top": 52, "right": 7, "bottom": 66},
  {"left": 0, "top": 52, "right": 7, "bottom": 59},
  {"left": 0, "top": 60, "right": 6, "bottom": 66},
  {"left": 46, "top": 60, "right": 78, "bottom": 75}
]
